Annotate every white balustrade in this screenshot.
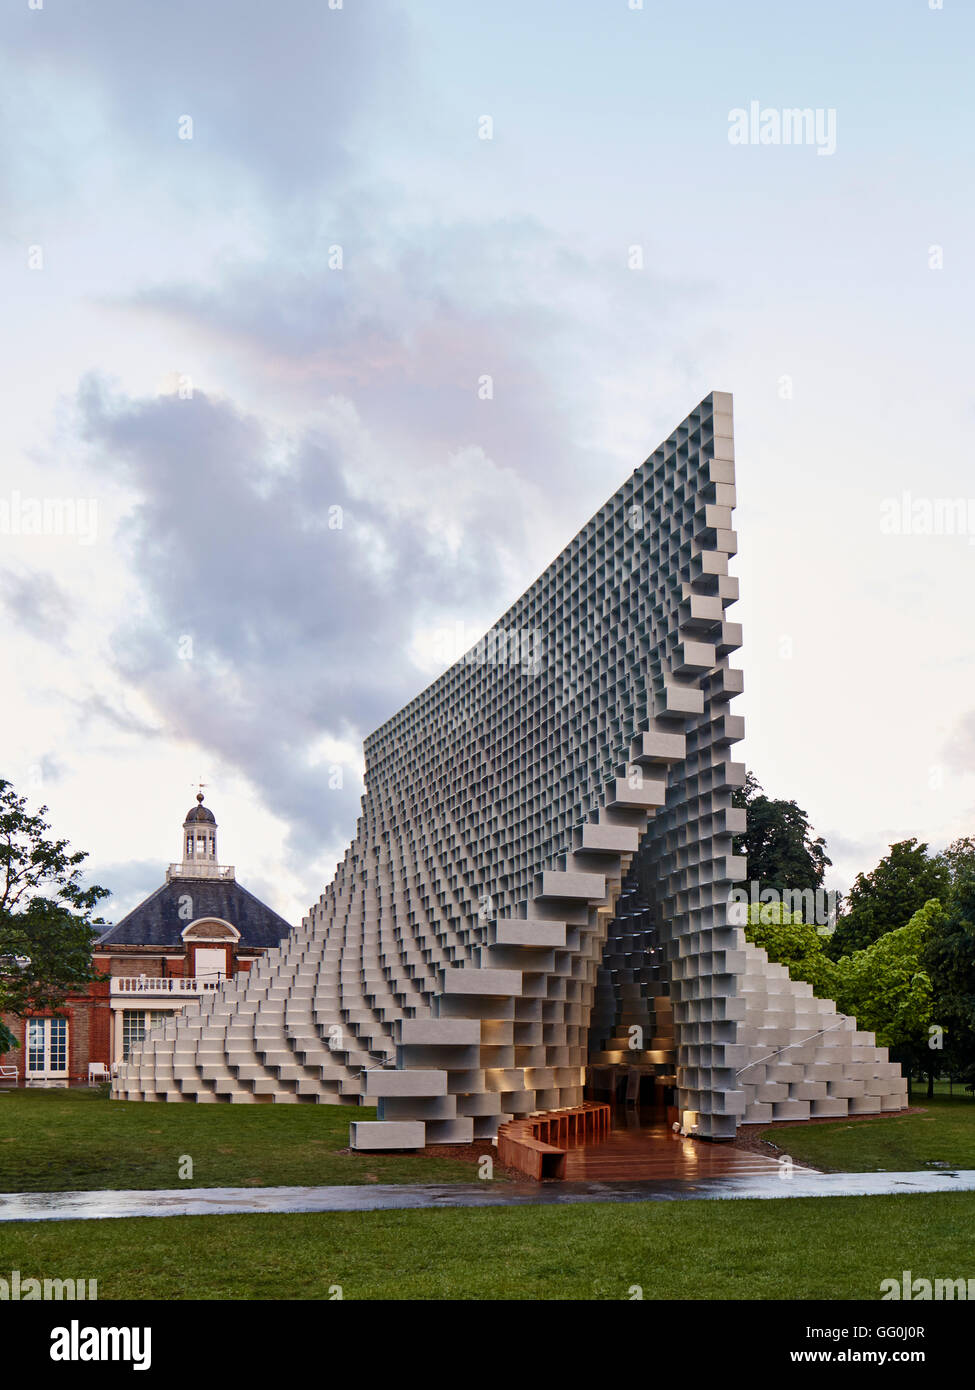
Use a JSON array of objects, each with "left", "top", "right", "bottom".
[{"left": 112, "top": 976, "right": 222, "bottom": 996}]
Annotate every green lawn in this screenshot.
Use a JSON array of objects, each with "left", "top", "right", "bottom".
[
  {"left": 0, "top": 1087, "right": 481, "bottom": 1190},
  {"left": 2, "top": 1191, "right": 973, "bottom": 1299},
  {"left": 760, "top": 1092, "right": 975, "bottom": 1173},
  {"left": 5, "top": 1083, "right": 974, "bottom": 1199}
]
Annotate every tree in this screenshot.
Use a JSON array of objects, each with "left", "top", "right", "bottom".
[
  {"left": 743, "top": 901, "right": 839, "bottom": 999},
  {"left": 831, "top": 900, "right": 942, "bottom": 1095},
  {"left": 0, "top": 779, "right": 109, "bottom": 1053},
  {"left": 732, "top": 773, "right": 831, "bottom": 906},
  {"left": 827, "top": 838, "right": 949, "bottom": 958},
  {"left": 941, "top": 836, "right": 975, "bottom": 884},
  {"left": 923, "top": 859, "right": 975, "bottom": 1086},
  {"left": 745, "top": 899, "right": 941, "bottom": 1098}
]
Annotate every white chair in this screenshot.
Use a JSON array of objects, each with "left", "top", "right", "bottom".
[
  {"left": 0, "top": 1064, "right": 19, "bottom": 1083},
  {"left": 88, "top": 1062, "right": 110, "bottom": 1085}
]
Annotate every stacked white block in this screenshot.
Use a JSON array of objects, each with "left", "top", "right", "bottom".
[
  {"left": 113, "top": 391, "right": 907, "bottom": 1142},
  {"left": 735, "top": 943, "right": 908, "bottom": 1123}
]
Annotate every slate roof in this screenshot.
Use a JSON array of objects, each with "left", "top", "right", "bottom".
[{"left": 97, "top": 876, "right": 293, "bottom": 949}]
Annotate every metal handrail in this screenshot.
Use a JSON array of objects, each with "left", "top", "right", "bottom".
[
  {"left": 366, "top": 1049, "right": 397, "bottom": 1068},
  {"left": 735, "top": 1016, "right": 850, "bottom": 1077}
]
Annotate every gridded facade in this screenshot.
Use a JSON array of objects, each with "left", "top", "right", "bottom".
[{"left": 113, "top": 392, "right": 907, "bottom": 1141}]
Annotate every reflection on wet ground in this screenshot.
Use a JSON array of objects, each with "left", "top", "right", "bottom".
[
  {"left": 2, "top": 1169, "right": 974, "bottom": 1224},
  {"left": 561, "top": 1107, "right": 787, "bottom": 1181}
]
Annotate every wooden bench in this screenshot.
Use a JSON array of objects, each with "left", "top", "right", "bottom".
[
  {"left": 497, "top": 1102, "right": 611, "bottom": 1180},
  {"left": 498, "top": 1129, "right": 566, "bottom": 1179}
]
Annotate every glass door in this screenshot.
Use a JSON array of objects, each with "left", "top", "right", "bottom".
[{"left": 26, "top": 1017, "right": 69, "bottom": 1078}]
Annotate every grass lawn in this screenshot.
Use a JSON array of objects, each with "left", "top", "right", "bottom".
[
  {"left": 759, "top": 1091, "right": 975, "bottom": 1173},
  {"left": 2, "top": 1191, "right": 973, "bottom": 1299},
  {"left": 0, "top": 1087, "right": 480, "bottom": 1191},
  {"left": 5, "top": 1082, "right": 973, "bottom": 1199}
]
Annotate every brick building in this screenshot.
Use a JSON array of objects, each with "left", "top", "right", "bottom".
[{"left": 0, "top": 794, "right": 292, "bottom": 1083}]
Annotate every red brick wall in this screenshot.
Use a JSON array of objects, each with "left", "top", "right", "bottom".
[
  {"left": 81, "top": 978, "right": 111, "bottom": 1073},
  {"left": 110, "top": 955, "right": 166, "bottom": 976},
  {"left": 65, "top": 993, "right": 111, "bottom": 1078},
  {"left": 0, "top": 979, "right": 110, "bottom": 1082},
  {"left": 0, "top": 1013, "right": 26, "bottom": 1070}
]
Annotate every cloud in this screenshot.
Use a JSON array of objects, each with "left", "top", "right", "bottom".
[
  {"left": 945, "top": 710, "right": 975, "bottom": 771},
  {"left": 0, "top": 568, "right": 75, "bottom": 642},
  {"left": 88, "top": 858, "right": 166, "bottom": 926},
  {"left": 73, "top": 376, "right": 540, "bottom": 864},
  {"left": 1, "top": 0, "right": 412, "bottom": 198},
  {"left": 0, "top": 0, "right": 707, "bottom": 902},
  {"left": 115, "top": 207, "right": 699, "bottom": 572},
  {"left": 57, "top": 181, "right": 694, "bottom": 874},
  {"left": 71, "top": 693, "right": 162, "bottom": 741}
]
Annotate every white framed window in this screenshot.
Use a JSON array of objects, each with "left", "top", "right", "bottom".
[{"left": 121, "top": 1010, "right": 168, "bottom": 1061}]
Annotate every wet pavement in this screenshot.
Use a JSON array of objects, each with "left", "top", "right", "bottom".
[{"left": 2, "top": 1169, "right": 975, "bottom": 1223}]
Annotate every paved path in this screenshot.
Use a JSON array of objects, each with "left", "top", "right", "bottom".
[{"left": 2, "top": 1169, "right": 975, "bottom": 1223}]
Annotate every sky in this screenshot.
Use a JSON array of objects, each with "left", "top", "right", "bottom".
[{"left": 1, "top": 0, "right": 973, "bottom": 925}]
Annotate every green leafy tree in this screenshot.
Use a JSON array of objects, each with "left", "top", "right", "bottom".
[
  {"left": 924, "top": 857, "right": 975, "bottom": 1085},
  {"left": 831, "top": 900, "right": 942, "bottom": 1095},
  {"left": 747, "top": 899, "right": 941, "bottom": 1098},
  {"left": 941, "top": 836, "right": 975, "bottom": 884},
  {"left": 827, "top": 838, "right": 949, "bottom": 959},
  {"left": 743, "top": 902, "right": 838, "bottom": 998},
  {"left": 732, "top": 773, "right": 831, "bottom": 904},
  {"left": 0, "top": 779, "right": 109, "bottom": 1053}
]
